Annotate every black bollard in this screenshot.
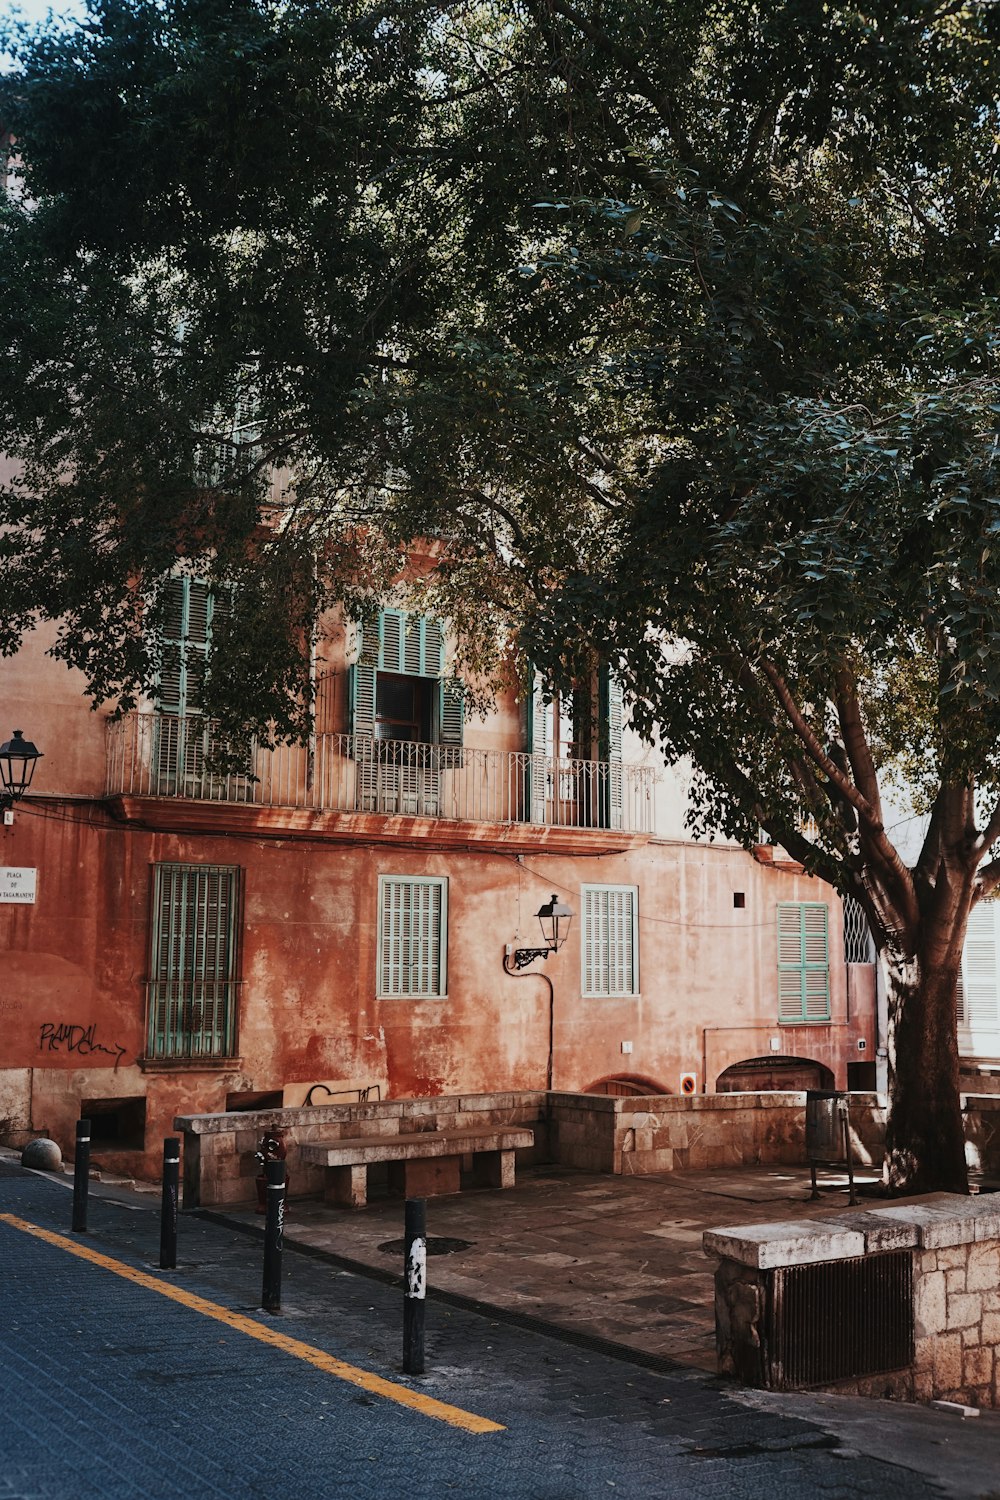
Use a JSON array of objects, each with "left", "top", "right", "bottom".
[
  {"left": 72, "top": 1118, "right": 91, "bottom": 1234},
  {"left": 261, "top": 1159, "right": 285, "bottom": 1313},
  {"left": 840, "top": 1098, "right": 858, "bottom": 1207},
  {"left": 402, "top": 1197, "right": 427, "bottom": 1375},
  {"left": 159, "top": 1137, "right": 180, "bottom": 1270}
]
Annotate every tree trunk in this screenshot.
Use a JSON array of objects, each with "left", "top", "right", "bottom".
[{"left": 882, "top": 948, "right": 967, "bottom": 1195}]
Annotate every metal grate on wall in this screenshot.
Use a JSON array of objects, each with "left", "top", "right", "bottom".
[
  {"left": 765, "top": 1251, "right": 913, "bottom": 1390},
  {"left": 842, "top": 893, "right": 876, "bottom": 965}
]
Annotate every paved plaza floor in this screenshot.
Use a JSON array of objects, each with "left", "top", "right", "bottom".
[{"left": 212, "top": 1162, "right": 888, "bottom": 1370}]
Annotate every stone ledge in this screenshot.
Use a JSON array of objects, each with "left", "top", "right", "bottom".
[
  {"left": 175, "top": 1090, "right": 548, "bottom": 1135},
  {"left": 865, "top": 1195, "right": 1000, "bottom": 1249},
  {"left": 705, "top": 1195, "right": 1000, "bottom": 1271},
  {"left": 818, "top": 1209, "right": 920, "bottom": 1253},
  {"left": 703, "top": 1220, "right": 866, "bottom": 1268}
]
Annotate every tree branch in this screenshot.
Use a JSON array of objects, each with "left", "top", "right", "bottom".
[
  {"left": 757, "top": 656, "right": 919, "bottom": 928},
  {"left": 524, "top": 0, "right": 695, "bottom": 163},
  {"left": 976, "top": 796, "right": 1000, "bottom": 864},
  {"left": 834, "top": 668, "right": 882, "bottom": 818},
  {"left": 730, "top": 96, "right": 780, "bottom": 189},
  {"left": 759, "top": 658, "right": 872, "bottom": 816}
]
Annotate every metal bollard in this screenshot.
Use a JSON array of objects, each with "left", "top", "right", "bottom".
[
  {"left": 402, "top": 1197, "right": 427, "bottom": 1375},
  {"left": 72, "top": 1118, "right": 91, "bottom": 1234},
  {"left": 159, "top": 1137, "right": 180, "bottom": 1270},
  {"left": 839, "top": 1097, "right": 858, "bottom": 1206},
  {"left": 261, "top": 1159, "right": 285, "bottom": 1313}
]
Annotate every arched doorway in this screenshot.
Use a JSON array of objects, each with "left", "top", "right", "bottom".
[
  {"left": 583, "top": 1074, "right": 669, "bottom": 1097},
  {"left": 715, "top": 1056, "right": 834, "bottom": 1093}
]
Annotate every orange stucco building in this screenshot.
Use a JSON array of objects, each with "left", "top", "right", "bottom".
[{"left": 0, "top": 573, "right": 876, "bottom": 1179}]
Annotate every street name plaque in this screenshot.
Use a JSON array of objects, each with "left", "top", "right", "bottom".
[{"left": 0, "top": 867, "right": 37, "bottom": 903}]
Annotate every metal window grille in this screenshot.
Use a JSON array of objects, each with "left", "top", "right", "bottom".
[
  {"left": 582, "top": 885, "right": 637, "bottom": 997},
  {"left": 147, "top": 863, "right": 241, "bottom": 1059},
  {"left": 842, "top": 894, "right": 876, "bottom": 964},
  {"left": 378, "top": 876, "right": 447, "bottom": 997},
  {"left": 765, "top": 1252, "right": 913, "bottom": 1389},
  {"left": 777, "top": 902, "right": 831, "bottom": 1022}
]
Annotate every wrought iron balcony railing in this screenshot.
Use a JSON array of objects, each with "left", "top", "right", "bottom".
[{"left": 107, "top": 712, "right": 656, "bottom": 834}]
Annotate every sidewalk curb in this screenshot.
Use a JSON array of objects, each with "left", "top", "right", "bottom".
[{"left": 194, "top": 1206, "right": 705, "bottom": 1380}]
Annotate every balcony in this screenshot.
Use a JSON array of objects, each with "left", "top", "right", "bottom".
[{"left": 105, "top": 712, "right": 656, "bottom": 853}]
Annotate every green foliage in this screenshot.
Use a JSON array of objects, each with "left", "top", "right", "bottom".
[{"left": 3, "top": 0, "right": 1000, "bottom": 902}]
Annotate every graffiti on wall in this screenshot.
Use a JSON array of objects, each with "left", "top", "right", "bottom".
[{"left": 38, "top": 1023, "right": 127, "bottom": 1071}]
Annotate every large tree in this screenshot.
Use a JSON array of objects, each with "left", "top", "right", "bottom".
[{"left": 3, "top": 1, "right": 1000, "bottom": 1191}]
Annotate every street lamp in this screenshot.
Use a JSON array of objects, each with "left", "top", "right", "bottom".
[
  {"left": 503, "top": 894, "right": 574, "bottom": 972},
  {"left": 0, "top": 729, "right": 44, "bottom": 812}
]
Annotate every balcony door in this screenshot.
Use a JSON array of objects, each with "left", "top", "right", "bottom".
[
  {"left": 348, "top": 609, "right": 464, "bottom": 817},
  {"left": 154, "top": 577, "right": 252, "bottom": 799},
  {"left": 527, "top": 666, "right": 623, "bottom": 828}
]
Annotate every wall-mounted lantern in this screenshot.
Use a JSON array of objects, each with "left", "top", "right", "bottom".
[
  {"left": 503, "top": 893, "right": 574, "bottom": 972},
  {"left": 0, "top": 729, "right": 43, "bottom": 813}
]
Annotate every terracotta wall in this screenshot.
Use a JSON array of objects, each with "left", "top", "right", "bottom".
[{"left": 0, "top": 626, "right": 872, "bottom": 1178}]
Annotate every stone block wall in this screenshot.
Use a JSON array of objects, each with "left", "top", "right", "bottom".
[
  {"left": 176, "top": 1090, "right": 1000, "bottom": 1209},
  {"left": 175, "top": 1091, "right": 549, "bottom": 1208},
  {"left": 706, "top": 1194, "right": 1000, "bottom": 1410},
  {"left": 549, "top": 1090, "right": 888, "bottom": 1175}
]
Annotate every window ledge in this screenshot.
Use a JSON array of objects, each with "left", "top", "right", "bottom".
[
  {"left": 583, "top": 992, "right": 641, "bottom": 1000},
  {"left": 777, "top": 1019, "right": 832, "bottom": 1027},
  {"left": 138, "top": 1056, "right": 243, "bottom": 1073},
  {"left": 375, "top": 995, "right": 448, "bottom": 1002}
]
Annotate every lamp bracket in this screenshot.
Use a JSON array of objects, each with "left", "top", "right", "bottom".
[{"left": 503, "top": 947, "right": 553, "bottom": 972}]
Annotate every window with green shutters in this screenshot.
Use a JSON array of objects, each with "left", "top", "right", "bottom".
[
  {"left": 147, "top": 864, "right": 241, "bottom": 1059},
  {"left": 347, "top": 609, "right": 464, "bottom": 816},
  {"left": 377, "top": 876, "right": 447, "bottom": 998},
  {"left": 582, "top": 884, "right": 638, "bottom": 997},
  {"left": 777, "top": 902, "right": 831, "bottom": 1023},
  {"left": 348, "top": 609, "right": 464, "bottom": 752},
  {"left": 155, "top": 576, "right": 249, "bottom": 791}
]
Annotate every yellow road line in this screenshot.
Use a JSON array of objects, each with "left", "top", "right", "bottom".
[{"left": 0, "top": 1212, "right": 504, "bottom": 1435}]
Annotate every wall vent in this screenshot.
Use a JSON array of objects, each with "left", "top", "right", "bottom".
[{"left": 765, "top": 1251, "right": 913, "bottom": 1389}]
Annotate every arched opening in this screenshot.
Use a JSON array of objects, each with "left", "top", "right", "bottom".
[
  {"left": 583, "top": 1073, "right": 670, "bottom": 1097},
  {"left": 715, "top": 1056, "right": 834, "bottom": 1093}
]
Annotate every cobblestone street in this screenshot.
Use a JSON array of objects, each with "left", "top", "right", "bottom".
[{"left": 3, "top": 1163, "right": 1000, "bottom": 1498}]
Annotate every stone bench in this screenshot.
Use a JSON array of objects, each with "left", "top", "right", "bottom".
[{"left": 300, "top": 1125, "right": 535, "bottom": 1208}]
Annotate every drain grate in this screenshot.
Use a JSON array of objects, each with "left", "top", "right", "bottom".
[{"left": 378, "top": 1236, "right": 473, "bottom": 1256}]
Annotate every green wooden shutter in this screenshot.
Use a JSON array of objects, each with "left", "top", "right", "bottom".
[
  {"left": 582, "top": 885, "right": 637, "bottom": 997},
  {"left": 349, "top": 662, "right": 377, "bottom": 740},
  {"left": 526, "top": 669, "right": 549, "bottom": 823},
  {"left": 156, "top": 578, "right": 214, "bottom": 787},
  {"left": 598, "top": 666, "right": 624, "bottom": 831},
  {"left": 777, "top": 903, "right": 830, "bottom": 1022},
  {"left": 351, "top": 612, "right": 380, "bottom": 794},
  {"left": 365, "top": 609, "right": 446, "bottom": 676},
  {"left": 358, "top": 611, "right": 381, "bottom": 667},
  {"left": 378, "top": 877, "right": 446, "bottom": 997},
  {"left": 380, "top": 609, "right": 405, "bottom": 672},
  {"left": 436, "top": 677, "right": 465, "bottom": 767}
]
